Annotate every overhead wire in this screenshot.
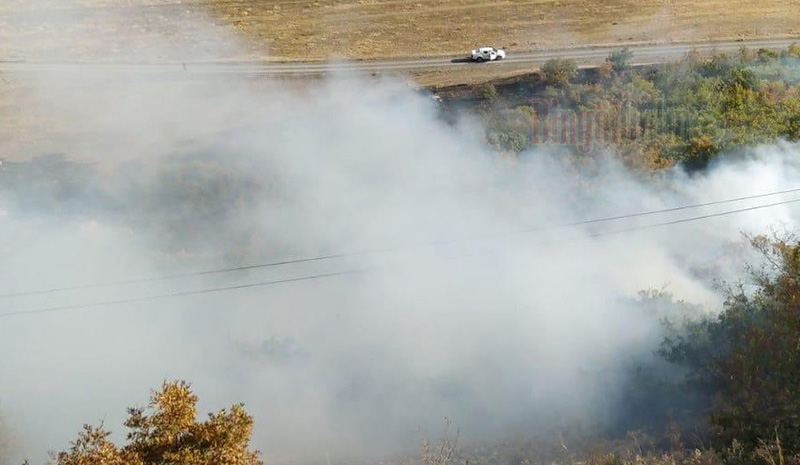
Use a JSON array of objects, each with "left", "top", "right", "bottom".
[
  {"left": 3, "top": 186, "right": 800, "bottom": 300},
  {"left": 2, "top": 194, "right": 799, "bottom": 319}
]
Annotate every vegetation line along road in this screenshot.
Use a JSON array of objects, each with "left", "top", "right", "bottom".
[{"left": 1, "top": 38, "right": 799, "bottom": 75}]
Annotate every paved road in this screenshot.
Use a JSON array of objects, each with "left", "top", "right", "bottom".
[{"left": 0, "top": 38, "right": 797, "bottom": 76}]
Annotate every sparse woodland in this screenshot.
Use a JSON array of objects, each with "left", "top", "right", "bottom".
[{"left": 476, "top": 45, "right": 800, "bottom": 171}]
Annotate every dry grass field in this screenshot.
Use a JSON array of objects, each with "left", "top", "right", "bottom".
[
  {"left": 0, "top": 0, "right": 799, "bottom": 62},
  {"left": 206, "top": 0, "right": 800, "bottom": 60}
]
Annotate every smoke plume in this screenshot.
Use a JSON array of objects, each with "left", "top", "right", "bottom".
[{"left": 1, "top": 2, "right": 800, "bottom": 464}]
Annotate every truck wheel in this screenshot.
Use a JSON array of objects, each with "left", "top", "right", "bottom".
[{"left": 476, "top": 57, "right": 484, "bottom": 62}]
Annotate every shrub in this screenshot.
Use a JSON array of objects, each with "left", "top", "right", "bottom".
[
  {"left": 756, "top": 48, "right": 780, "bottom": 63},
  {"left": 487, "top": 126, "right": 529, "bottom": 153},
  {"left": 541, "top": 58, "right": 578, "bottom": 87},
  {"left": 682, "top": 135, "right": 720, "bottom": 170},
  {"left": 55, "top": 381, "right": 263, "bottom": 465},
  {"left": 608, "top": 48, "right": 634, "bottom": 72},
  {"left": 475, "top": 82, "right": 499, "bottom": 101},
  {"left": 596, "top": 61, "right": 614, "bottom": 81}
]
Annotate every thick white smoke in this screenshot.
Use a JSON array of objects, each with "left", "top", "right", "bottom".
[{"left": 2, "top": 3, "right": 800, "bottom": 465}]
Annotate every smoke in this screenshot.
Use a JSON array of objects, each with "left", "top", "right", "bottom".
[{"left": 2, "top": 3, "right": 800, "bottom": 464}]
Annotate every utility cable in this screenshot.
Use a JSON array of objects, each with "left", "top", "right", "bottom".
[
  {"left": 3, "top": 186, "right": 800, "bottom": 299},
  {"left": 2, "top": 195, "right": 799, "bottom": 319}
]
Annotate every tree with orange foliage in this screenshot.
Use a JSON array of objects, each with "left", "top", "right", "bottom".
[{"left": 55, "top": 381, "right": 262, "bottom": 465}]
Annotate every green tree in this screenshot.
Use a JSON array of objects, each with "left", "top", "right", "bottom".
[
  {"left": 664, "top": 234, "right": 800, "bottom": 454},
  {"left": 487, "top": 126, "right": 529, "bottom": 153},
  {"left": 55, "top": 381, "right": 263, "bottom": 465},
  {"left": 485, "top": 107, "right": 535, "bottom": 153},
  {"left": 541, "top": 58, "right": 578, "bottom": 87},
  {"left": 710, "top": 234, "right": 800, "bottom": 451}
]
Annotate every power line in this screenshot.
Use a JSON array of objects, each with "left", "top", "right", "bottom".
[
  {"left": 3, "top": 186, "right": 800, "bottom": 300},
  {"left": 0, "top": 270, "right": 360, "bottom": 319},
  {"left": 551, "top": 187, "right": 800, "bottom": 227},
  {"left": 2, "top": 195, "right": 799, "bottom": 319},
  {"left": 587, "top": 197, "right": 800, "bottom": 238},
  {"left": 0, "top": 252, "right": 353, "bottom": 299}
]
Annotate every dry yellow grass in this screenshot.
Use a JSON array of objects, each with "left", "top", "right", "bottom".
[
  {"left": 0, "top": 0, "right": 799, "bottom": 62},
  {"left": 203, "top": 0, "right": 800, "bottom": 60}
]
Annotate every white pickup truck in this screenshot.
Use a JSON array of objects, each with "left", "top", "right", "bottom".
[{"left": 471, "top": 47, "right": 506, "bottom": 62}]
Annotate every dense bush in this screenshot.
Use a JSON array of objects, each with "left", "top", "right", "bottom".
[
  {"left": 662, "top": 234, "right": 800, "bottom": 454},
  {"left": 541, "top": 58, "right": 578, "bottom": 87}
]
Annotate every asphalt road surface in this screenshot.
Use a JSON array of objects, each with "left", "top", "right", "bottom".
[{"left": 0, "top": 38, "right": 798, "bottom": 76}]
